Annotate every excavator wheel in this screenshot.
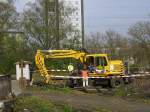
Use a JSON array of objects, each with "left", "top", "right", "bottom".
[
  {"left": 109, "top": 78, "right": 125, "bottom": 88},
  {"left": 66, "top": 79, "right": 75, "bottom": 88}
]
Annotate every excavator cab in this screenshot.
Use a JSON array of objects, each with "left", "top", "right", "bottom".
[
  {"left": 86, "top": 54, "right": 109, "bottom": 75},
  {"left": 86, "top": 54, "right": 124, "bottom": 77}
]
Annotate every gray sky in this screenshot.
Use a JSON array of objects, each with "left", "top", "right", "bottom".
[
  {"left": 15, "top": 0, "right": 150, "bottom": 35},
  {"left": 85, "top": 0, "right": 150, "bottom": 35}
]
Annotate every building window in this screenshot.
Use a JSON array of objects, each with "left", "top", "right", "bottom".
[
  {"left": 76, "top": 23, "right": 79, "bottom": 26},
  {"left": 48, "top": 1, "right": 55, "bottom": 12},
  {"left": 76, "top": 18, "right": 79, "bottom": 21},
  {"left": 75, "top": 1, "right": 79, "bottom": 5},
  {"left": 75, "top": 7, "right": 79, "bottom": 10},
  {"left": 68, "top": 1, "right": 71, "bottom": 4},
  {"left": 76, "top": 12, "right": 79, "bottom": 15}
]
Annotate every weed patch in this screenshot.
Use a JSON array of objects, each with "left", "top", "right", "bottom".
[
  {"left": 14, "top": 96, "right": 75, "bottom": 112},
  {"left": 30, "top": 85, "right": 72, "bottom": 94}
]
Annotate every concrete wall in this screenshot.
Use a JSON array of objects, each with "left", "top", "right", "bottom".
[{"left": 0, "top": 75, "right": 11, "bottom": 100}]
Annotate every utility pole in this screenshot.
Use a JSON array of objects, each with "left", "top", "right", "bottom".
[
  {"left": 56, "top": 0, "right": 60, "bottom": 49},
  {"left": 45, "top": 0, "right": 49, "bottom": 46},
  {"left": 81, "top": 0, "right": 85, "bottom": 48}
]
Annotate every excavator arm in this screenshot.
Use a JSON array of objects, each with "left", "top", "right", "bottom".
[{"left": 35, "top": 50, "right": 86, "bottom": 83}]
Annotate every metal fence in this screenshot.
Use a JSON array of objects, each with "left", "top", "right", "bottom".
[{"left": 0, "top": 75, "right": 11, "bottom": 100}]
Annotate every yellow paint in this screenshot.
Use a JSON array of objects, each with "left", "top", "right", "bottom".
[{"left": 35, "top": 50, "right": 124, "bottom": 83}]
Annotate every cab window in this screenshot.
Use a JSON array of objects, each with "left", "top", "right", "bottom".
[
  {"left": 95, "top": 57, "right": 107, "bottom": 66},
  {"left": 86, "top": 56, "right": 94, "bottom": 65}
]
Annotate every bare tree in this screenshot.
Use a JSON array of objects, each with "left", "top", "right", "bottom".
[
  {"left": 85, "top": 30, "right": 129, "bottom": 60},
  {"left": 21, "top": 0, "right": 78, "bottom": 50},
  {"left": 85, "top": 32, "right": 105, "bottom": 53},
  {"left": 128, "top": 21, "right": 150, "bottom": 69},
  {"left": 105, "top": 30, "right": 129, "bottom": 59},
  {"left": 0, "top": 1, "right": 17, "bottom": 51}
]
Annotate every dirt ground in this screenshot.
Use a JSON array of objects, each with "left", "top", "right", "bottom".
[
  {"left": 30, "top": 89, "right": 150, "bottom": 112},
  {"left": 12, "top": 80, "right": 150, "bottom": 112}
]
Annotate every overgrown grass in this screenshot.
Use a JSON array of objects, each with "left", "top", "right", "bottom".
[
  {"left": 113, "top": 86, "right": 135, "bottom": 97},
  {"left": 113, "top": 77, "right": 150, "bottom": 97},
  {"left": 30, "top": 73, "right": 72, "bottom": 94},
  {"left": 143, "top": 99, "right": 150, "bottom": 105},
  {"left": 29, "top": 85, "right": 72, "bottom": 94},
  {"left": 131, "top": 77, "right": 150, "bottom": 97},
  {"left": 14, "top": 96, "right": 75, "bottom": 112}
]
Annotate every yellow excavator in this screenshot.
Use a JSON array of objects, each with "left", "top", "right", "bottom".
[{"left": 35, "top": 49, "right": 125, "bottom": 87}]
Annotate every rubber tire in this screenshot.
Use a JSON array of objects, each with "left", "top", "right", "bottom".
[
  {"left": 67, "top": 79, "right": 75, "bottom": 88},
  {"left": 109, "top": 78, "right": 124, "bottom": 88}
]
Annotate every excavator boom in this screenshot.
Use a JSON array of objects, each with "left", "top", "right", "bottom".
[{"left": 35, "top": 50, "right": 86, "bottom": 83}]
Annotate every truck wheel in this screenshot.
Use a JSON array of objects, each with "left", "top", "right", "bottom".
[
  {"left": 67, "top": 79, "right": 75, "bottom": 88},
  {"left": 109, "top": 78, "right": 124, "bottom": 88}
]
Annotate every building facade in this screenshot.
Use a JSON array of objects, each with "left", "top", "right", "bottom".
[
  {"left": 48, "top": 0, "right": 83, "bottom": 48},
  {"left": 61, "top": 0, "right": 82, "bottom": 32},
  {"left": 60, "top": 0, "right": 83, "bottom": 48}
]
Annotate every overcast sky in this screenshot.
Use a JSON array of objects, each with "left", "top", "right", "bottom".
[{"left": 15, "top": 0, "right": 150, "bottom": 35}]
